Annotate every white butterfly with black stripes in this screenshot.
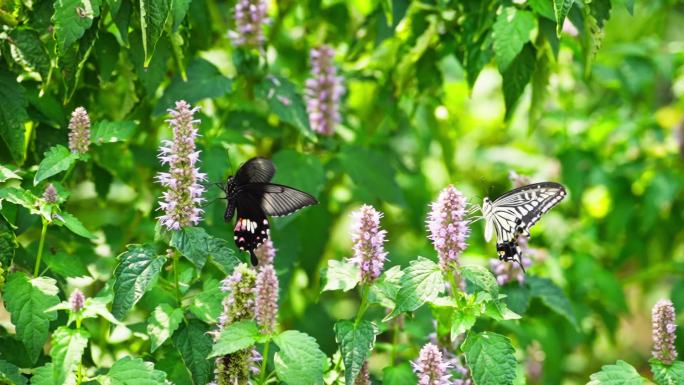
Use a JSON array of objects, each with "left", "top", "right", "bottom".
[{"left": 481, "top": 182, "right": 567, "bottom": 272}]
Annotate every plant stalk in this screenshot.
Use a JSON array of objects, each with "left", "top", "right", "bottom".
[
  {"left": 259, "top": 340, "right": 271, "bottom": 384},
  {"left": 34, "top": 219, "right": 48, "bottom": 276}
]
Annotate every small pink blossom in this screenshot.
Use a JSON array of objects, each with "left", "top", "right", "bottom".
[
  {"left": 348, "top": 205, "right": 387, "bottom": 283},
  {"left": 412, "top": 343, "right": 452, "bottom": 385},
  {"left": 69, "top": 289, "right": 85, "bottom": 313},
  {"left": 229, "top": 0, "right": 269, "bottom": 48},
  {"left": 68, "top": 107, "right": 90, "bottom": 154},
  {"left": 427, "top": 185, "right": 470, "bottom": 272},
  {"left": 254, "top": 264, "right": 278, "bottom": 334},
  {"left": 305, "top": 45, "right": 344, "bottom": 136},
  {"left": 652, "top": 299, "right": 678, "bottom": 364}
]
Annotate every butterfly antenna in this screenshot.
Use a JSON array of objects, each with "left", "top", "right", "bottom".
[
  {"left": 516, "top": 256, "right": 527, "bottom": 274},
  {"left": 202, "top": 197, "right": 225, "bottom": 208}
]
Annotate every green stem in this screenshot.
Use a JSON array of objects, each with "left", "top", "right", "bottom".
[
  {"left": 259, "top": 340, "right": 271, "bottom": 384},
  {"left": 389, "top": 318, "right": 399, "bottom": 365},
  {"left": 34, "top": 219, "right": 48, "bottom": 277},
  {"left": 354, "top": 285, "right": 370, "bottom": 326},
  {"left": 172, "top": 252, "right": 182, "bottom": 307}
]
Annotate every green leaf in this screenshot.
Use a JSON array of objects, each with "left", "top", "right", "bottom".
[
  {"left": 208, "top": 320, "right": 259, "bottom": 358},
  {"left": 50, "top": 326, "right": 89, "bottom": 385},
  {"left": 103, "top": 356, "right": 168, "bottom": 385},
  {"left": 206, "top": 237, "right": 241, "bottom": 274},
  {"left": 451, "top": 310, "right": 477, "bottom": 338},
  {"left": 493, "top": 8, "right": 536, "bottom": 72},
  {"left": 53, "top": 0, "right": 102, "bottom": 53},
  {"left": 334, "top": 320, "right": 377, "bottom": 385},
  {"left": 173, "top": 319, "right": 213, "bottom": 385},
  {"left": 171, "top": 0, "right": 191, "bottom": 31},
  {"left": 29, "top": 363, "right": 52, "bottom": 385},
  {"left": 112, "top": 244, "right": 166, "bottom": 320},
  {"left": 527, "top": 276, "right": 578, "bottom": 328},
  {"left": 0, "top": 187, "right": 37, "bottom": 212},
  {"left": 0, "top": 165, "right": 21, "bottom": 183},
  {"left": 502, "top": 44, "right": 536, "bottom": 120},
  {"left": 130, "top": 33, "right": 171, "bottom": 95},
  {"left": 650, "top": 360, "right": 684, "bottom": 385},
  {"left": 461, "top": 265, "right": 500, "bottom": 298},
  {"left": 553, "top": 0, "right": 575, "bottom": 36},
  {"left": 156, "top": 58, "right": 232, "bottom": 115},
  {"left": 0, "top": 71, "right": 28, "bottom": 163},
  {"left": 91, "top": 120, "right": 137, "bottom": 144},
  {"left": 170, "top": 227, "right": 211, "bottom": 271},
  {"left": 529, "top": 0, "right": 556, "bottom": 20},
  {"left": 322, "top": 260, "right": 360, "bottom": 292},
  {"left": 388, "top": 257, "right": 443, "bottom": 318},
  {"left": 369, "top": 265, "right": 403, "bottom": 307},
  {"left": 587, "top": 360, "right": 646, "bottom": 385},
  {"left": 0, "top": 216, "right": 18, "bottom": 266},
  {"left": 34, "top": 145, "right": 78, "bottom": 185},
  {"left": 9, "top": 28, "right": 51, "bottom": 79},
  {"left": 338, "top": 146, "right": 405, "bottom": 205},
  {"left": 382, "top": 363, "right": 417, "bottom": 385},
  {"left": 189, "top": 278, "right": 223, "bottom": 323},
  {"left": 140, "top": 0, "right": 171, "bottom": 66},
  {"left": 147, "top": 304, "right": 184, "bottom": 352},
  {"left": 273, "top": 330, "right": 327, "bottom": 385},
  {"left": 462, "top": 332, "right": 516, "bottom": 385},
  {"left": 255, "top": 76, "right": 315, "bottom": 141},
  {"left": 624, "top": 0, "right": 634, "bottom": 15},
  {"left": 0, "top": 359, "right": 27, "bottom": 385},
  {"left": 3, "top": 272, "right": 60, "bottom": 363},
  {"left": 57, "top": 211, "right": 97, "bottom": 239}
]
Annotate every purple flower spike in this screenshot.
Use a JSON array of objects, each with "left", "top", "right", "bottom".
[
  {"left": 305, "top": 45, "right": 344, "bottom": 136},
  {"left": 427, "top": 185, "right": 470, "bottom": 272},
  {"left": 156, "top": 100, "right": 207, "bottom": 231},
  {"left": 412, "top": 343, "right": 453, "bottom": 385},
  {"left": 652, "top": 299, "right": 678, "bottom": 364},
  {"left": 489, "top": 250, "right": 531, "bottom": 285},
  {"left": 218, "top": 263, "right": 256, "bottom": 329},
  {"left": 43, "top": 184, "right": 58, "bottom": 204},
  {"left": 229, "top": 0, "right": 269, "bottom": 48},
  {"left": 68, "top": 107, "right": 90, "bottom": 155},
  {"left": 69, "top": 289, "right": 85, "bottom": 313},
  {"left": 348, "top": 204, "right": 388, "bottom": 283},
  {"left": 254, "top": 264, "right": 279, "bottom": 334},
  {"left": 255, "top": 239, "right": 276, "bottom": 266}
]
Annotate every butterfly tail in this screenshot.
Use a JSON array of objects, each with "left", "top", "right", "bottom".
[{"left": 249, "top": 249, "right": 259, "bottom": 266}]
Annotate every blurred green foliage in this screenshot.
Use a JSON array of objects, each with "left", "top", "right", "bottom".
[{"left": 0, "top": 0, "right": 683, "bottom": 384}]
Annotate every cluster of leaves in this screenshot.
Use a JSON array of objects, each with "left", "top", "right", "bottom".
[{"left": 1, "top": 0, "right": 684, "bottom": 384}]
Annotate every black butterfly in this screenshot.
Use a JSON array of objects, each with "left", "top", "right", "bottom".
[
  {"left": 482, "top": 182, "right": 567, "bottom": 272},
  {"left": 224, "top": 157, "right": 318, "bottom": 265}
]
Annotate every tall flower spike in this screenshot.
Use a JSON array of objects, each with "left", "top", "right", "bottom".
[
  {"left": 229, "top": 0, "right": 269, "bottom": 48},
  {"left": 156, "top": 100, "right": 206, "bottom": 231},
  {"left": 348, "top": 204, "right": 388, "bottom": 283},
  {"left": 254, "top": 264, "right": 279, "bottom": 334},
  {"left": 68, "top": 107, "right": 90, "bottom": 155},
  {"left": 43, "top": 184, "right": 58, "bottom": 204},
  {"left": 412, "top": 343, "right": 452, "bottom": 385},
  {"left": 652, "top": 299, "right": 678, "bottom": 364},
  {"left": 218, "top": 263, "right": 257, "bottom": 328},
  {"left": 255, "top": 239, "right": 276, "bottom": 266},
  {"left": 305, "top": 45, "right": 344, "bottom": 136},
  {"left": 427, "top": 185, "right": 470, "bottom": 272},
  {"left": 69, "top": 289, "right": 85, "bottom": 313}
]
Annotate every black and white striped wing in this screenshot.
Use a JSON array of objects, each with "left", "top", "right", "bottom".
[
  {"left": 489, "top": 182, "right": 567, "bottom": 241},
  {"left": 239, "top": 183, "right": 318, "bottom": 217}
]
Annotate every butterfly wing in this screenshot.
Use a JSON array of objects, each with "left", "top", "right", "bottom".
[
  {"left": 233, "top": 191, "right": 270, "bottom": 265},
  {"left": 239, "top": 183, "right": 318, "bottom": 217},
  {"left": 234, "top": 157, "right": 276, "bottom": 185}
]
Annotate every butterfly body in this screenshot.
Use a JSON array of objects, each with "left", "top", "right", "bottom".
[
  {"left": 482, "top": 182, "right": 566, "bottom": 270},
  {"left": 224, "top": 157, "right": 318, "bottom": 265}
]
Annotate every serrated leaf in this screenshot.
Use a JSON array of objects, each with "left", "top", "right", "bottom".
[
  {"left": 587, "top": 360, "right": 646, "bottom": 385},
  {"left": 650, "top": 359, "right": 684, "bottom": 385},
  {"left": 91, "top": 120, "right": 136, "bottom": 144},
  {"left": 170, "top": 227, "right": 211, "bottom": 271},
  {"left": 50, "top": 326, "right": 89, "bottom": 385},
  {"left": 0, "top": 359, "right": 27, "bottom": 385},
  {"left": 3, "top": 272, "right": 60, "bottom": 363},
  {"left": 369, "top": 265, "right": 403, "bottom": 307},
  {"left": 388, "top": 257, "right": 443, "bottom": 318},
  {"left": 0, "top": 71, "right": 29, "bottom": 163},
  {"left": 103, "top": 356, "right": 168, "bottom": 385},
  {"left": 140, "top": 0, "right": 171, "bottom": 66},
  {"left": 335, "top": 320, "right": 377, "bottom": 385},
  {"left": 527, "top": 276, "right": 578, "bottom": 328},
  {"left": 273, "top": 330, "right": 327, "bottom": 385},
  {"left": 451, "top": 310, "right": 477, "bottom": 339},
  {"left": 189, "top": 278, "right": 223, "bottom": 323},
  {"left": 0, "top": 187, "right": 37, "bottom": 212},
  {"left": 53, "top": 0, "right": 102, "bottom": 53},
  {"left": 57, "top": 211, "right": 96, "bottom": 239},
  {"left": 156, "top": 58, "right": 232, "bottom": 115},
  {"left": 255, "top": 76, "right": 315, "bottom": 141},
  {"left": 462, "top": 332, "right": 516, "bottom": 385},
  {"left": 29, "top": 363, "right": 52, "bottom": 385},
  {"left": 171, "top": 0, "right": 191, "bottom": 31},
  {"left": 0, "top": 165, "right": 21, "bottom": 183},
  {"left": 147, "top": 304, "right": 183, "bottom": 352},
  {"left": 0, "top": 216, "right": 18, "bottom": 266},
  {"left": 130, "top": 33, "right": 172, "bottom": 95},
  {"left": 206, "top": 237, "right": 240, "bottom": 274},
  {"left": 502, "top": 44, "right": 536, "bottom": 120},
  {"left": 34, "top": 145, "right": 78, "bottom": 185},
  {"left": 112, "top": 244, "right": 166, "bottom": 320},
  {"left": 553, "top": 0, "right": 575, "bottom": 36},
  {"left": 461, "top": 265, "right": 499, "bottom": 298},
  {"left": 173, "top": 319, "right": 213, "bottom": 385},
  {"left": 208, "top": 320, "right": 259, "bottom": 358},
  {"left": 493, "top": 8, "right": 536, "bottom": 72},
  {"left": 382, "top": 363, "right": 417, "bottom": 385},
  {"left": 9, "top": 28, "right": 51, "bottom": 79},
  {"left": 322, "top": 260, "right": 360, "bottom": 292}
]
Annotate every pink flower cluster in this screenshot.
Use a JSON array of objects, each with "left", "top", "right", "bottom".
[
  {"left": 254, "top": 263, "right": 278, "bottom": 334},
  {"left": 69, "top": 289, "right": 85, "bottom": 313},
  {"left": 68, "top": 107, "right": 90, "bottom": 155},
  {"left": 348, "top": 204, "right": 388, "bottom": 283},
  {"left": 305, "top": 45, "right": 344, "bottom": 136},
  {"left": 156, "top": 100, "right": 206, "bottom": 231},
  {"left": 229, "top": 0, "right": 269, "bottom": 48},
  {"left": 427, "top": 185, "right": 470, "bottom": 272},
  {"left": 412, "top": 343, "right": 453, "bottom": 385},
  {"left": 652, "top": 299, "right": 678, "bottom": 364}
]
